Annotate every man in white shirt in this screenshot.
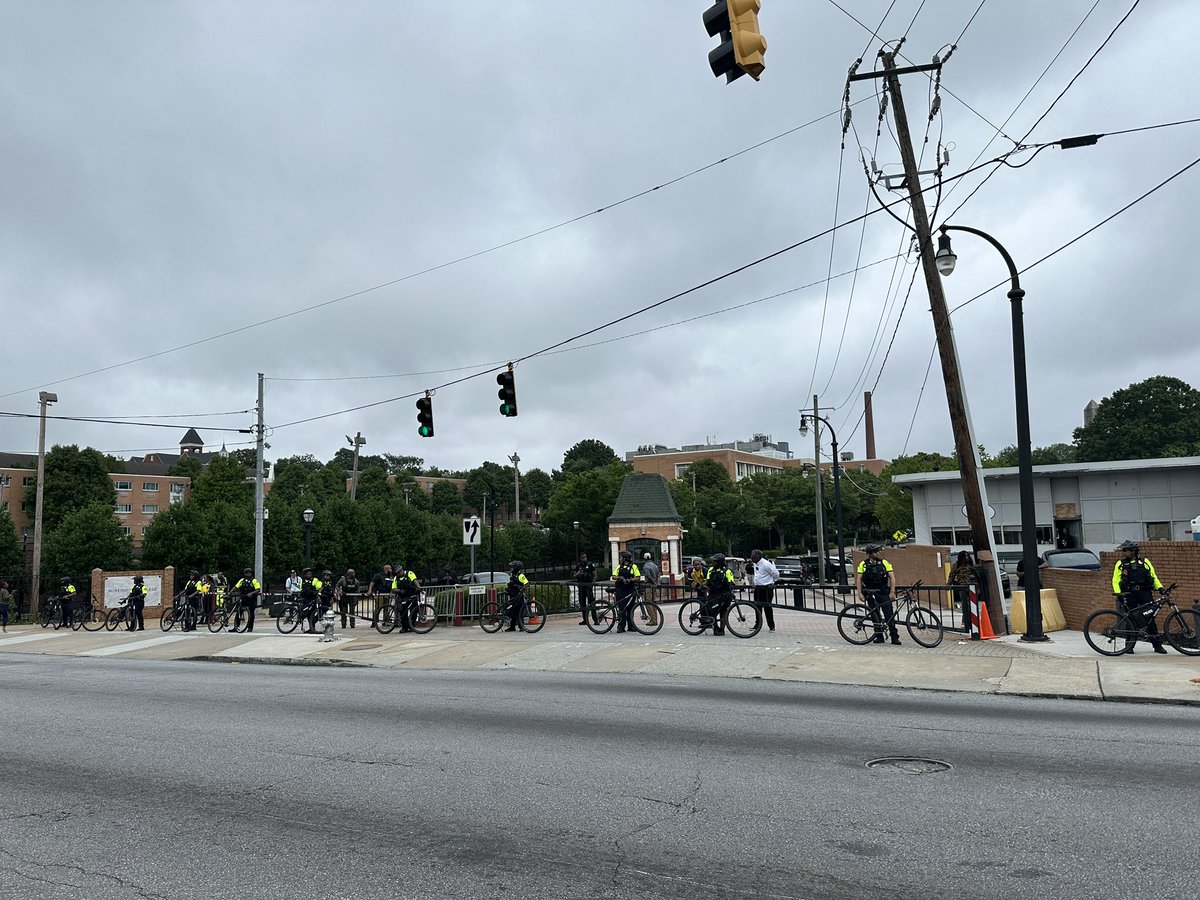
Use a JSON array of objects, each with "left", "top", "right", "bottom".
[
  {"left": 285, "top": 569, "right": 302, "bottom": 598},
  {"left": 750, "top": 549, "right": 779, "bottom": 632}
]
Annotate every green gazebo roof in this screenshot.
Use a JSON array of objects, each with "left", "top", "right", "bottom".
[{"left": 608, "top": 473, "right": 681, "bottom": 524}]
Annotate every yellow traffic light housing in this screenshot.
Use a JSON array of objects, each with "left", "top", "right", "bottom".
[{"left": 703, "top": 0, "right": 766, "bottom": 83}]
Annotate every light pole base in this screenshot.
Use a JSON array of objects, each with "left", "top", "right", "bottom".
[{"left": 1019, "top": 633, "right": 1052, "bottom": 643}]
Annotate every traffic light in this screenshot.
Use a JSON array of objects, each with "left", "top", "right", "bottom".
[
  {"left": 497, "top": 367, "right": 518, "bottom": 417},
  {"left": 703, "top": 0, "right": 767, "bottom": 83},
  {"left": 416, "top": 394, "right": 434, "bottom": 437}
]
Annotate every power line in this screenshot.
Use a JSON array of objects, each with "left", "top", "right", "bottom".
[
  {"left": 0, "top": 411, "right": 251, "bottom": 432},
  {"left": 98, "top": 438, "right": 259, "bottom": 457},
  {"left": 953, "top": 0, "right": 989, "bottom": 46},
  {"left": 0, "top": 104, "right": 867, "bottom": 403},
  {"left": 82, "top": 409, "right": 254, "bottom": 419}
]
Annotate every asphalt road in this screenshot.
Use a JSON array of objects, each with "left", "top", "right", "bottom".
[{"left": 1, "top": 656, "right": 1197, "bottom": 900}]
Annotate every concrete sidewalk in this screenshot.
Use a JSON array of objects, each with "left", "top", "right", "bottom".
[{"left": 3, "top": 608, "right": 1199, "bottom": 706}]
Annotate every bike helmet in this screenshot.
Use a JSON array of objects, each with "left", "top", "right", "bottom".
[
  {"left": 133, "top": 575, "right": 143, "bottom": 584},
  {"left": 509, "top": 559, "right": 524, "bottom": 571},
  {"left": 243, "top": 567, "right": 253, "bottom": 576},
  {"left": 618, "top": 550, "right": 632, "bottom": 562},
  {"left": 322, "top": 569, "right": 332, "bottom": 578},
  {"left": 60, "top": 576, "right": 70, "bottom": 586},
  {"left": 1118, "top": 540, "right": 1139, "bottom": 552},
  {"left": 864, "top": 543, "right": 883, "bottom": 554},
  {"left": 302, "top": 566, "right": 313, "bottom": 576},
  {"left": 189, "top": 569, "right": 199, "bottom": 578},
  {"left": 710, "top": 553, "right": 726, "bottom": 567}
]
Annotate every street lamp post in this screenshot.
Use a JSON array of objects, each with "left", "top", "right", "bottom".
[
  {"left": 30, "top": 391, "right": 58, "bottom": 615},
  {"left": 302, "top": 507, "right": 315, "bottom": 570},
  {"left": 935, "top": 224, "right": 1047, "bottom": 642},
  {"left": 573, "top": 521, "right": 580, "bottom": 562},
  {"left": 710, "top": 522, "right": 717, "bottom": 555},
  {"left": 798, "top": 413, "right": 847, "bottom": 588}
]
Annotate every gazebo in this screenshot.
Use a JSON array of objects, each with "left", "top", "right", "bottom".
[{"left": 607, "top": 473, "right": 684, "bottom": 579}]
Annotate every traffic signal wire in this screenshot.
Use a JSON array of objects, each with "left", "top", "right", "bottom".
[
  {"left": 0, "top": 104, "right": 868, "bottom": 403},
  {"left": 0, "top": 411, "right": 251, "bottom": 432},
  {"left": 268, "top": 153, "right": 1023, "bottom": 432}
]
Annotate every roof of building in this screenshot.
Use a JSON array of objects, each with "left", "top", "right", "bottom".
[
  {"left": 608, "top": 473, "right": 681, "bottom": 524},
  {"left": 892, "top": 455, "right": 1200, "bottom": 485},
  {"left": 0, "top": 451, "right": 177, "bottom": 478},
  {"left": 180, "top": 428, "right": 204, "bottom": 447}
]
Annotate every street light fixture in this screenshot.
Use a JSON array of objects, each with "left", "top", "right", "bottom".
[
  {"left": 936, "top": 224, "right": 1047, "bottom": 642},
  {"left": 573, "top": 520, "right": 580, "bottom": 562},
  {"left": 302, "top": 507, "right": 315, "bottom": 570},
  {"left": 798, "top": 412, "right": 848, "bottom": 588}
]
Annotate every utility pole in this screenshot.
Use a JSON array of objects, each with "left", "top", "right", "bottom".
[
  {"left": 347, "top": 432, "right": 366, "bottom": 500},
  {"left": 254, "top": 373, "right": 265, "bottom": 587},
  {"left": 509, "top": 452, "right": 521, "bottom": 523},
  {"left": 30, "top": 390, "right": 57, "bottom": 616},
  {"left": 812, "top": 395, "right": 825, "bottom": 580},
  {"left": 852, "top": 51, "right": 1006, "bottom": 630}
]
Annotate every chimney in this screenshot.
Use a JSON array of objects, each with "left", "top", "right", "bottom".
[
  {"left": 864, "top": 391, "right": 876, "bottom": 459},
  {"left": 1083, "top": 399, "right": 1099, "bottom": 427}
]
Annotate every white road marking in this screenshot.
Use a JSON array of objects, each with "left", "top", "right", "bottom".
[
  {"left": 0, "top": 632, "right": 62, "bottom": 648},
  {"left": 80, "top": 634, "right": 194, "bottom": 656}
]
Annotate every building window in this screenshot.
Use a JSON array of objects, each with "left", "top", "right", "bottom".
[
  {"left": 141, "top": 525, "right": 149, "bottom": 536},
  {"left": 674, "top": 464, "right": 692, "bottom": 480},
  {"left": 142, "top": 504, "right": 159, "bottom": 515},
  {"left": 931, "top": 529, "right": 953, "bottom": 545},
  {"left": 1146, "top": 521, "right": 1172, "bottom": 542},
  {"left": 1035, "top": 525, "right": 1053, "bottom": 544},
  {"left": 953, "top": 528, "right": 974, "bottom": 545},
  {"left": 22, "top": 476, "right": 35, "bottom": 487},
  {"left": 121, "top": 526, "right": 133, "bottom": 536},
  {"left": 115, "top": 503, "right": 133, "bottom": 514},
  {"left": 21, "top": 501, "right": 32, "bottom": 514},
  {"left": 142, "top": 482, "right": 159, "bottom": 492},
  {"left": 0, "top": 501, "right": 6, "bottom": 511},
  {"left": 114, "top": 480, "right": 133, "bottom": 492}
]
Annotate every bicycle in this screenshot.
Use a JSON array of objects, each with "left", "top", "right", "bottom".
[
  {"left": 837, "top": 580, "right": 943, "bottom": 648},
  {"left": 678, "top": 593, "right": 762, "bottom": 639},
  {"left": 70, "top": 598, "right": 106, "bottom": 632},
  {"left": 375, "top": 594, "right": 436, "bottom": 635},
  {"left": 480, "top": 592, "right": 546, "bottom": 634},
  {"left": 206, "top": 595, "right": 245, "bottom": 633},
  {"left": 275, "top": 596, "right": 321, "bottom": 634},
  {"left": 38, "top": 596, "right": 64, "bottom": 629},
  {"left": 1083, "top": 583, "right": 1200, "bottom": 657},
  {"left": 160, "top": 593, "right": 197, "bottom": 632},
  {"left": 585, "top": 587, "right": 664, "bottom": 636},
  {"left": 105, "top": 599, "right": 138, "bottom": 632}
]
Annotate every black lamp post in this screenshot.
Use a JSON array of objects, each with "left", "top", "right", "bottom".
[
  {"left": 798, "top": 413, "right": 847, "bottom": 588},
  {"left": 302, "top": 507, "right": 315, "bottom": 570},
  {"left": 935, "top": 224, "right": 1048, "bottom": 642},
  {"left": 573, "top": 520, "right": 580, "bottom": 562},
  {"left": 710, "top": 522, "right": 717, "bottom": 556}
]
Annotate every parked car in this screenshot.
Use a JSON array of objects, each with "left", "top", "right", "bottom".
[
  {"left": 1041, "top": 548, "right": 1101, "bottom": 570},
  {"left": 773, "top": 556, "right": 814, "bottom": 583}
]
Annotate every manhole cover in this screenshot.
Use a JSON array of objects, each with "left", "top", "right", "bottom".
[
  {"left": 340, "top": 643, "right": 382, "bottom": 651},
  {"left": 866, "top": 757, "right": 951, "bottom": 774}
]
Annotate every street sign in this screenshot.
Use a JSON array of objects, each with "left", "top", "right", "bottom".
[{"left": 463, "top": 516, "right": 482, "bottom": 546}]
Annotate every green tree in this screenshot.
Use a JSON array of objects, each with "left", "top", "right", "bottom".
[
  {"left": 542, "top": 460, "right": 632, "bottom": 559},
  {"left": 984, "top": 442, "right": 1078, "bottom": 468},
  {"left": 430, "top": 480, "right": 464, "bottom": 516},
  {"left": 740, "top": 468, "right": 815, "bottom": 552},
  {"left": 270, "top": 455, "right": 347, "bottom": 504},
  {"left": 353, "top": 465, "right": 394, "bottom": 502},
  {"left": 1073, "top": 376, "right": 1200, "bottom": 461},
  {"left": 24, "top": 445, "right": 119, "bottom": 532},
  {"left": 522, "top": 468, "right": 552, "bottom": 515},
  {"left": 463, "top": 461, "right": 511, "bottom": 512},
  {"left": 189, "top": 454, "right": 252, "bottom": 508},
  {"left": 556, "top": 439, "right": 619, "bottom": 481},
  {"left": 168, "top": 456, "right": 203, "bottom": 481},
  {"left": 874, "top": 452, "right": 958, "bottom": 535},
  {"left": 43, "top": 502, "right": 133, "bottom": 574},
  {"left": 0, "top": 506, "right": 25, "bottom": 575}
]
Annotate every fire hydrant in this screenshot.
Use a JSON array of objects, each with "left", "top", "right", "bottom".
[{"left": 320, "top": 608, "right": 336, "bottom": 642}]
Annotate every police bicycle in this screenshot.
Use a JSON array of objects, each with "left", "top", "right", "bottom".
[
  {"left": 480, "top": 591, "right": 547, "bottom": 634},
  {"left": 160, "top": 592, "right": 198, "bottom": 632},
  {"left": 375, "top": 592, "right": 437, "bottom": 635},
  {"left": 206, "top": 594, "right": 247, "bottom": 633},
  {"left": 68, "top": 597, "right": 105, "bottom": 632},
  {"left": 678, "top": 592, "right": 762, "bottom": 638},
  {"left": 104, "top": 598, "right": 138, "bottom": 631},
  {"left": 837, "top": 580, "right": 944, "bottom": 648},
  {"left": 585, "top": 585, "right": 664, "bottom": 636},
  {"left": 1083, "top": 583, "right": 1200, "bottom": 657}
]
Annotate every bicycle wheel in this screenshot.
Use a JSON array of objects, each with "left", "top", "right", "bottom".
[
  {"left": 38, "top": 604, "right": 53, "bottom": 628},
  {"left": 207, "top": 609, "right": 228, "bottom": 633},
  {"left": 81, "top": 605, "right": 104, "bottom": 632},
  {"left": 227, "top": 604, "right": 246, "bottom": 633},
  {"left": 905, "top": 606, "right": 944, "bottom": 648},
  {"left": 479, "top": 601, "right": 504, "bottom": 634},
  {"left": 725, "top": 601, "right": 762, "bottom": 639},
  {"left": 409, "top": 602, "right": 437, "bottom": 635},
  {"left": 276, "top": 604, "right": 301, "bottom": 635},
  {"left": 585, "top": 603, "right": 617, "bottom": 634},
  {"left": 629, "top": 601, "right": 664, "bottom": 636},
  {"left": 159, "top": 609, "right": 176, "bottom": 632},
  {"left": 1082, "top": 609, "right": 1130, "bottom": 657},
  {"left": 837, "top": 604, "right": 877, "bottom": 646},
  {"left": 374, "top": 604, "right": 397, "bottom": 635},
  {"left": 678, "top": 600, "right": 705, "bottom": 636},
  {"left": 1164, "top": 609, "right": 1200, "bottom": 656},
  {"left": 104, "top": 609, "right": 123, "bottom": 632},
  {"left": 519, "top": 599, "right": 546, "bottom": 634}
]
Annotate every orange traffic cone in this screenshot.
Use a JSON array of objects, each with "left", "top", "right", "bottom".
[
  {"left": 528, "top": 599, "right": 541, "bottom": 626},
  {"left": 979, "top": 601, "right": 998, "bottom": 639}
]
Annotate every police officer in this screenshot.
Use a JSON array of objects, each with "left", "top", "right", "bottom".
[
  {"left": 58, "top": 577, "right": 77, "bottom": 629},
  {"left": 318, "top": 570, "right": 336, "bottom": 627},
  {"left": 705, "top": 554, "right": 735, "bottom": 636},
  {"left": 182, "top": 570, "right": 202, "bottom": 631},
  {"left": 299, "top": 567, "right": 322, "bottom": 633},
  {"left": 575, "top": 552, "right": 596, "bottom": 626},
  {"left": 234, "top": 567, "right": 261, "bottom": 632},
  {"left": 336, "top": 568, "right": 361, "bottom": 629},
  {"left": 1112, "top": 540, "right": 1167, "bottom": 654},
  {"left": 504, "top": 560, "right": 529, "bottom": 632},
  {"left": 611, "top": 551, "right": 641, "bottom": 633},
  {"left": 855, "top": 544, "right": 899, "bottom": 645},
  {"left": 126, "top": 575, "right": 147, "bottom": 631},
  {"left": 391, "top": 562, "right": 421, "bottom": 633}
]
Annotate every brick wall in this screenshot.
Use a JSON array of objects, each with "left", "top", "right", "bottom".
[{"left": 1043, "top": 541, "right": 1200, "bottom": 629}]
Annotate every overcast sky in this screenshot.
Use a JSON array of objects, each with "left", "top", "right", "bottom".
[{"left": 2, "top": 0, "right": 1197, "bottom": 477}]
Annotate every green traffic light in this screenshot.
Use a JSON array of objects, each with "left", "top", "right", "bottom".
[
  {"left": 419, "top": 426, "right": 432, "bottom": 437},
  {"left": 499, "top": 403, "right": 512, "bottom": 416}
]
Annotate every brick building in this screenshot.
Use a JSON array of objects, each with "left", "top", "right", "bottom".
[{"left": 627, "top": 434, "right": 887, "bottom": 483}]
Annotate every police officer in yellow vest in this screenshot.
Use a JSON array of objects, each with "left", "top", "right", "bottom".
[
  {"left": 504, "top": 560, "right": 529, "bottom": 631},
  {"left": 126, "top": 575, "right": 148, "bottom": 631},
  {"left": 57, "top": 577, "right": 77, "bottom": 629},
  {"left": 611, "top": 551, "right": 641, "bottom": 633},
  {"left": 234, "top": 568, "right": 261, "bottom": 632},
  {"left": 391, "top": 563, "right": 421, "bottom": 633},
  {"left": 856, "top": 544, "right": 899, "bottom": 645},
  {"left": 299, "top": 567, "right": 322, "bottom": 633},
  {"left": 705, "top": 554, "right": 736, "bottom": 636},
  {"left": 1112, "top": 540, "right": 1167, "bottom": 654}
]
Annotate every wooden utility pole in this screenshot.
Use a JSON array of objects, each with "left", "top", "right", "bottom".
[{"left": 866, "top": 51, "right": 1007, "bottom": 630}]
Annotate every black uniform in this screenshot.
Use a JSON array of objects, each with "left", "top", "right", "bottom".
[
  {"left": 575, "top": 559, "right": 596, "bottom": 624},
  {"left": 858, "top": 557, "right": 898, "bottom": 643},
  {"left": 234, "top": 576, "right": 260, "bottom": 632},
  {"left": 705, "top": 565, "right": 735, "bottom": 636},
  {"left": 612, "top": 562, "right": 639, "bottom": 633},
  {"left": 337, "top": 574, "right": 361, "bottom": 628},
  {"left": 127, "top": 582, "right": 147, "bottom": 631}
]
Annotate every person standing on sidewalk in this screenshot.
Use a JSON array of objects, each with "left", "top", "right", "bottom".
[
  {"left": 574, "top": 552, "right": 596, "bottom": 626},
  {"left": 504, "top": 560, "right": 530, "bottom": 632},
  {"left": 948, "top": 550, "right": 976, "bottom": 631},
  {"left": 611, "top": 551, "right": 641, "bottom": 633},
  {"left": 234, "top": 568, "right": 260, "bottom": 632},
  {"left": 336, "top": 569, "right": 361, "bottom": 629},
  {"left": 855, "top": 544, "right": 899, "bottom": 645},
  {"left": 1112, "top": 540, "right": 1167, "bottom": 654},
  {"left": 368, "top": 564, "right": 393, "bottom": 626},
  {"left": 640, "top": 552, "right": 661, "bottom": 628},
  {"left": 58, "top": 577, "right": 77, "bottom": 629},
  {"left": 0, "top": 581, "right": 10, "bottom": 633},
  {"left": 285, "top": 569, "right": 301, "bottom": 599},
  {"left": 126, "top": 575, "right": 147, "bottom": 631},
  {"left": 750, "top": 550, "right": 778, "bottom": 632},
  {"left": 705, "top": 555, "right": 735, "bottom": 636}
]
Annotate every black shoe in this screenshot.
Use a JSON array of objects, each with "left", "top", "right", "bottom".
[
  {"left": 871, "top": 635, "right": 884, "bottom": 644},
  {"left": 1153, "top": 643, "right": 1168, "bottom": 655},
  {"left": 578, "top": 621, "right": 587, "bottom": 626},
  {"left": 616, "top": 627, "right": 626, "bottom": 633},
  {"left": 503, "top": 626, "right": 516, "bottom": 632},
  {"left": 890, "top": 636, "right": 902, "bottom": 646},
  {"left": 713, "top": 629, "right": 725, "bottom": 636}
]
